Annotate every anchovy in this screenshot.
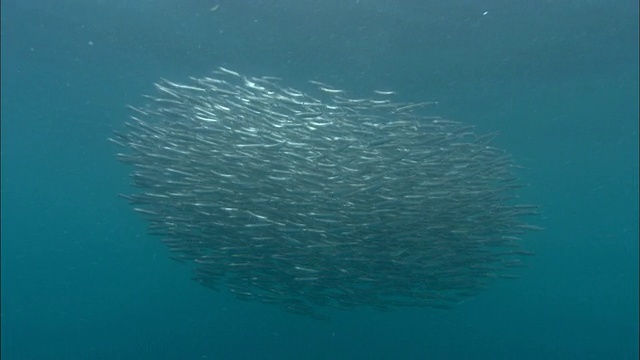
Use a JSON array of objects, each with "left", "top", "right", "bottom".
[{"left": 113, "top": 68, "right": 540, "bottom": 320}]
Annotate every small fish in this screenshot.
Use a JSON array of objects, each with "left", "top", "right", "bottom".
[
  {"left": 373, "top": 90, "right": 396, "bottom": 95},
  {"left": 218, "top": 66, "right": 241, "bottom": 77},
  {"left": 319, "top": 87, "right": 344, "bottom": 94}
]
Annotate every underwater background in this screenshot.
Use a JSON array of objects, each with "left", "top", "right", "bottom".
[{"left": 2, "top": 0, "right": 638, "bottom": 359}]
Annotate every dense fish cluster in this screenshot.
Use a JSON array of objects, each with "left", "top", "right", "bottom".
[{"left": 111, "top": 67, "right": 540, "bottom": 319}]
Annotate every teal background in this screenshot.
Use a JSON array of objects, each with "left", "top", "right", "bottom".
[{"left": 2, "top": 1, "right": 638, "bottom": 359}]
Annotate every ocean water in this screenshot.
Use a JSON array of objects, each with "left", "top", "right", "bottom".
[{"left": 1, "top": 1, "right": 638, "bottom": 359}]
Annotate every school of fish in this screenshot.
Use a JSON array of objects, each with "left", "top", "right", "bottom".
[{"left": 110, "top": 67, "right": 541, "bottom": 319}]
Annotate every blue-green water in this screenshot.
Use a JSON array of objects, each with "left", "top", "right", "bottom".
[{"left": 1, "top": 1, "right": 638, "bottom": 359}]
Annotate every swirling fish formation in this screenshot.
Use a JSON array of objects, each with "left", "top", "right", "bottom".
[{"left": 111, "top": 67, "right": 540, "bottom": 319}]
